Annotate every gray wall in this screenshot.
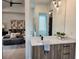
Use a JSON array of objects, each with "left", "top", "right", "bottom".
[{"left": 2, "top": 12, "right": 25, "bottom": 31}]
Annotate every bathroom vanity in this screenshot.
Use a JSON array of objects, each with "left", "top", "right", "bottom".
[{"left": 31, "top": 36, "right": 76, "bottom": 59}]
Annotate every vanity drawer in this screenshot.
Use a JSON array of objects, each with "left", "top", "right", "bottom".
[
  {"left": 62, "top": 44, "right": 70, "bottom": 53},
  {"left": 61, "top": 53, "right": 70, "bottom": 59},
  {"left": 63, "top": 44, "right": 70, "bottom": 47},
  {"left": 61, "top": 44, "right": 70, "bottom": 59}
]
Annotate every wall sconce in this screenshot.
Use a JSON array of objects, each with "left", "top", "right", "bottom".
[{"left": 52, "top": 0, "right": 61, "bottom": 11}]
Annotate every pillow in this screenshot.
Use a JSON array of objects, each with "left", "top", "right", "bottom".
[
  {"left": 15, "top": 33, "right": 20, "bottom": 36},
  {"left": 10, "top": 33, "right": 16, "bottom": 39}
]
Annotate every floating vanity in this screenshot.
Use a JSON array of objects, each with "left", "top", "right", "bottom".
[{"left": 31, "top": 36, "right": 76, "bottom": 59}]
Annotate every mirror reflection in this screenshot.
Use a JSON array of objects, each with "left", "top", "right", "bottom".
[{"left": 31, "top": 0, "right": 66, "bottom": 37}]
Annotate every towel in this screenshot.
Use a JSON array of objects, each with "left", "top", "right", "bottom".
[{"left": 44, "top": 43, "right": 50, "bottom": 52}]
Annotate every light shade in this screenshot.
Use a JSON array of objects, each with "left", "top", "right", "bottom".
[
  {"left": 58, "top": 1, "right": 61, "bottom": 6},
  {"left": 53, "top": 1, "right": 56, "bottom": 4},
  {"left": 56, "top": 7, "right": 59, "bottom": 11},
  {"left": 49, "top": 12, "right": 51, "bottom": 14}
]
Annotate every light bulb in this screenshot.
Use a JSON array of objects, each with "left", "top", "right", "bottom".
[
  {"left": 58, "top": 1, "right": 61, "bottom": 6},
  {"left": 56, "top": 4, "right": 59, "bottom": 8},
  {"left": 56, "top": 7, "right": 59, "bottom": 11},
  {"left": 49, "top": 12, "right": 51, "bottom": 14},
  {"left": 54, "top": 4, "right": 57, "bottom": 8},
  {"left": 53, "top": 1, "right": 56, "bottom": 4}
]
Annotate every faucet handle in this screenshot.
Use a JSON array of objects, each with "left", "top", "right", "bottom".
[{"left": 40, "top": 35, "right": 43, "bottom": 40}]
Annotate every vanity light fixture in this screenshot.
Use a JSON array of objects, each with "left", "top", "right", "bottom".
[
  {"left": 56, "top": 4, "right": 59, "bottom": 11},
  {"left": 58, "top": 0, "right": 61, "bottom": 6},
  {"left": 53, "top": 0, "right": 56, "bottom": 4},
  {"left": 52, "top": 0, "right": 61, "bottom": 11},
  {"left": 56, "top": 7, "right": 59, "bottom": 11},
  {"left": 54, "top": 3, "right": 57, "bottom": 8},
  {"left": 49, "top": 12, "right": 51, "bottom": 14},
  {"left": 49, "top": 10, "right": 53, "bottom": 14}
]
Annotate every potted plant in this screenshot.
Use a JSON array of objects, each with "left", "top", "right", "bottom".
[{"left": 56, "top": 32, "right": 66, "bottom": 39}]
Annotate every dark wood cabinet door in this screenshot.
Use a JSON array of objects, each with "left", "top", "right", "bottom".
[
  {"left": 61, "top": 43, "right": 75, "bottom": 59},
  {"left": 70, "top": 43, "right": 76, "bottom": 59},
  {"left": 32, "top": 43, "right": 75, "bottom": 59},
  {"left": 61, "top": 54, "right": 70, "bottom": 59},
  {"left": 54, "top": 45, "right": 61, "bottom": 59},
  {"left": 32, "top": 46, "right": 41, "bottom": 59}
]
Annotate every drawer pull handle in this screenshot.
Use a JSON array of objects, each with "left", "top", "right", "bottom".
[
  {"left": 64, "top": 53, "right": 70, "bottom": 55},
  {"left": 63, "top": 45, "right": 70, "bottom": 47}
]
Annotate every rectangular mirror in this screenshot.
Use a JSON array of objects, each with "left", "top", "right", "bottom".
[{"left": 31, "top": 0, "right": 66, "bottom": 37}]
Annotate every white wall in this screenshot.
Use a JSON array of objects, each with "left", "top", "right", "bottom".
[
  {"left": 2, "top": 5, "right": 25, "bottom": 31},
  {"left": 65, "top": 0, "right": 76, "bottom": 38},
  {"left": 2, "top": 7, "right": 25, "bottom": 13},
  {"left": 50, "top": 0, "right": 76, "bottom": 38},
  {"left": 2, "top": 13, "right": 25, "bottom": 31}
]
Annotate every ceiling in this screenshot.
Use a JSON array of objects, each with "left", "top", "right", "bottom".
[
  {"left": 2, "top": 0, "right": 52, "bottom": 13},
  {"left": 2, "top": 0, "right": 52, "bottom": 8},
  {"left": 34, "top": 0, "right": 53, "bottom": 6},
  {"left": 35, "top": 0, "right": 50, "bottom": 5},
  {"left": 2, "top": 0, "right": 25, "bottom": 8}
]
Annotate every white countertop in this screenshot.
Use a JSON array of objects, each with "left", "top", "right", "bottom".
[{"left": 31, "top": 36, "right": 76, "bottom": 46}]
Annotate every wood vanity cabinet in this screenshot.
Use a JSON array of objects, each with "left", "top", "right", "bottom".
[{"left": 32, "top": 43, "right": 75, "bottom": 59}]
